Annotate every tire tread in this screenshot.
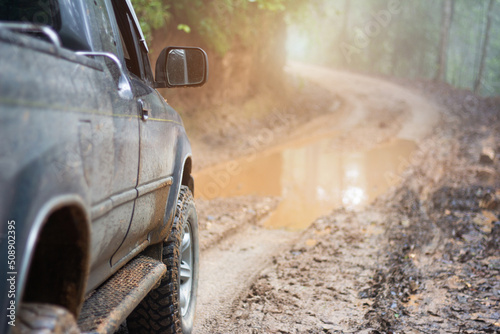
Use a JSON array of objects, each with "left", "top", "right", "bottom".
[{"left": 127, "top": 186, "right": 196, "bottom": 334}]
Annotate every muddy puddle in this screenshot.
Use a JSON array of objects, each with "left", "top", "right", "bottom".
[{"left": 194, "top": 137, "right": 417, "bottom": 230}]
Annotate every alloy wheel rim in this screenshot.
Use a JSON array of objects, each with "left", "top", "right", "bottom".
[{"left": 179, "top": 220, "right": 193, "bottom": 317}]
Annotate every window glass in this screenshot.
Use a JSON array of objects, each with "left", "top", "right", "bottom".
[
  {"left": 0, "top": 0, "right": 61, "bottom": 30},
  {"left": 123, "top": 13, "right": 143, "bottom": 77},
  {"left": 111, "top": 0, "right": 155, "bottom": 84},
  {"left": 92, "top": 0, "right": 117, "bottom": 55},
  {"left": 111, "top": 1, "right": 141, "bottom": 77},
  {"left": 140, "top": 46, "right": 154, "bottom": 84}
]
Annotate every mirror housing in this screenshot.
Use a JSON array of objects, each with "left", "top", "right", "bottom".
[{"left": 155, "top": 47, "right": 208, "bottom": 88}]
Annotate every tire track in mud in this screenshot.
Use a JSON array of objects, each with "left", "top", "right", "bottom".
[{"left": 194, "top": 224, "right": 296, "bottom": 333}]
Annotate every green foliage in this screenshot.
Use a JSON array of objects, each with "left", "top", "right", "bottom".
[
  {"left": 167, "top": 0, "right": 281, "bottom": 55},
  {"left": 131, "top": 0, "right": 308, "bottom": 55},
  {"left": 130, "top": 0, "right": 170, "bottom": 42},
  {"left": 250, "top": 0, "right": 286, "bottom": 11},
  {"left": 177, "top": 23, "right": 191, "bottom": 33}
]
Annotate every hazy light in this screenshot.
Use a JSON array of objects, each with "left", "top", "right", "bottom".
[
  {"left": 342, "top": 186, "right": 365, "bottom": 208},
  {"left": 345, "top": 168, "right": 359, "bottom": 181},
  {"left": 316, "top": 186, "right": 329, "bottom": 201},
  {"left": 286, "top": 28, "right": 310, "bottom": 61}
]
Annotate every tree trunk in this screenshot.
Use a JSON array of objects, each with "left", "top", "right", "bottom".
[
  {"left": 435, "top": 0, "right": 454, "bottom": 82},
  {"left": 474, "top": 0, "right": 494, "bottom": 94}
]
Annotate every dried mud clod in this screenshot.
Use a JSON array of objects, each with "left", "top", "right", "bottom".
[
  {"left": 357, "top": 78, "right": 500, "bottom": 333},
  {"left": 361, "top": 183, "right": 500, "bottom": 333},
  {"left": 431, "top": 186, "right": 499, "bottom": 213}
]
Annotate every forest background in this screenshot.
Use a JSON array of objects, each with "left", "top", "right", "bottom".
[{"left": 131, "top": 0, "right": 500, "bottom": 108}]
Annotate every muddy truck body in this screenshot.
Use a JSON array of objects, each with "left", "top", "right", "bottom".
[{"left": 0, "top": 1, "right": 207, "bottom": 333}]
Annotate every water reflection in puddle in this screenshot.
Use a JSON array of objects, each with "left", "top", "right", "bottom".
[{"left": 194, "top": 138, "right": 417, "bottom": 230}]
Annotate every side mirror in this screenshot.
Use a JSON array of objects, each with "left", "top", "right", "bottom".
[{"left": 155, "top": 47, "right": 208, "bottom": 88}]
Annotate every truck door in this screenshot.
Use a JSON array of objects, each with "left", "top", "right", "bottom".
[
  {"left": 84, "top": 0, "right": 141, "bottom": 291},
  {"left": 108, "top": 0, "right": 176, "bottom": 266}
]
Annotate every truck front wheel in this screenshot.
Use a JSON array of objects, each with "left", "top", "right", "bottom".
[{"left": 127, "top": 186, "right": 199, "bottom": 334}]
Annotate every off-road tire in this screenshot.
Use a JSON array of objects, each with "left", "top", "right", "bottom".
[
  {"left": 127, "top": 186, "right": 199, "bottom": 334},
  {"left": 13, "top": 303, "right": 80, "bottom": 334}
]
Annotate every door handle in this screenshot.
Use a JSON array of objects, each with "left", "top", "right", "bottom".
[{"left": 138, "top": 99, "right": 149, "bottom": 121}]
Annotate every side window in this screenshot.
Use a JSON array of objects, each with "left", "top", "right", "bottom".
[
  {"left": 91, "top": 0, "right": 123, "bottom": 84},
  {"left": 93, "top": 0, "right": 118, "bottom": 55},
  {"left": 117, "top": 12, "right": 142, "bottom": 77},
  {"left": 111, "top": 0, "right": 154, "bottom": 84},
  {"left": 139, "top": 42, "right": 154, "bottom": 84}
]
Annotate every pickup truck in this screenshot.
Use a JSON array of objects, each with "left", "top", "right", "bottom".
[{"left": 0, "top": 1, "right": 207, "bottom": 333}]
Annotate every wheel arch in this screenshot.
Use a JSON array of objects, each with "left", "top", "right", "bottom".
[
  {"left": 20, "top": 195, "right": 91, "bottom": 318},
  {"left": 181, "top": 155, "right": 194, "bottom": 195}
]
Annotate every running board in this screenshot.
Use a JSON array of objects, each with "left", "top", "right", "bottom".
[{"left": 78, "top": 255, "right": 166, "bottom": 334}]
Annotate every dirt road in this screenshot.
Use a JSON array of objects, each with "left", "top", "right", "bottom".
[
  {"left": 286, "top": 63, "right": 440, "bottom": 143},
  {"left": 191, "top": 64, "right": 451, "bottom": 333}
]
